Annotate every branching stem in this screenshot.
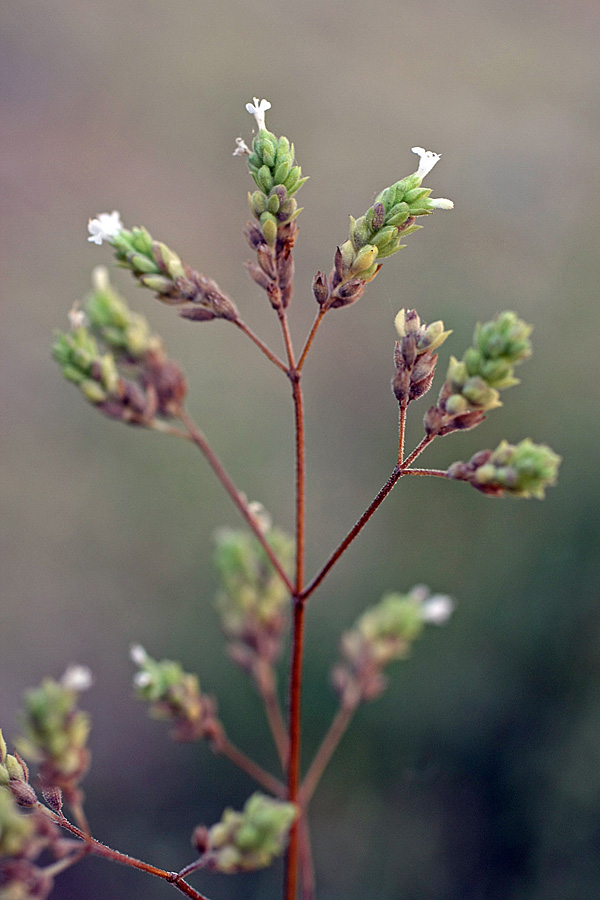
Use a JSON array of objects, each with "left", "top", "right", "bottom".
[
  {"left": 39, "top": 805, "right": 211, "bottom": 900},
  {"left": 218, "top": 736, "right": 285, "bottom": 796},
  {"left": 234, "top": 318, "right": 288, "bottom": 372},
  {"left": 175, "top": 406, "right": 294, "bottom": 595},
  {"left": 297, "top": 308, "right": 327, "bottom": 372}
]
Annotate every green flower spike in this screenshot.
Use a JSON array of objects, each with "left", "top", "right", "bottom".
[
  {"left": 447, "top": 438, "right": 561, "bottom": 498},
  {"left": 425, "top": 311, "right": 533, "bottom": 437},
  {"left": 214, "top": 522, "right": 295, "bottom": 675},
  {"left": 16, "top": 666, "right": 93, "bottom": 805},
  {"left": 392, "top": 308, "right": 452, "bottom": 408},
  {"left": 333, "top": 587, "right": 455, "bottom": 704},
  {"left": 241, "top": 98, "right": 308, "bottom": 309},
  {"left": 88, "top": 213, "right": 238, "bottom": 323},
  {"left": 130, "top": 645, "right": 223, "bottom": 744},
  {"left": 319, "top": 146, "right": 454, "bottom": 310},
  {"left": 193, "top": 793, "right": 297, "bottom": 874}
]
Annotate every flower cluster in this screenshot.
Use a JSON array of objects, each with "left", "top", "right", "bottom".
[
  {"left": 314, "top": 146, "right": 453, "bottom": 310},
  {"left": 332, "top": 587, "right": 455, "bottom": 705},
  {"left": 425, "top": 311, "right": 533, "bottom": 437},
  {"left": 392, "top": 308, "right": 452, "bottom": 408},
  {"left": 52, "top": 269, "right": 187, "bottom": 423},
  {"left": 191, "top": 792, "right": 297, "bottom": 874},
  {"left": 87, "top": 216, "right": 238, "bottom": 323},
  {"left": 130, "top": 646, "right": 223, "bottom": 744},
  {"left": 15, "top": 667, "right": 93, "bottom": 808},
  {"left": 241, "top": 99, "right": 308, "bottom": 309},
  {"left": 447, "top": 438, "right": 561, "bottom": 499},
  {"left": 213, "top": 526, "right": 295, "bottom": 679}
]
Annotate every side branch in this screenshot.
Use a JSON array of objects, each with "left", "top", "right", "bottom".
[
  {"left": 175, "top": 406, "right": 294, "bottom": 595},
  {"left": 234, "top": 318, "right": 288, "bottom": 372},
  {"left": 40, "top": 806, "right": 211, "bottom": 900},
  {"left": 300, "top": 433, "right": 436, "bottom": 603}
]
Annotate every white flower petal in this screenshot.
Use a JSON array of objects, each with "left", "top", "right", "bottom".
[
  {"left": 246, "top": 97, "right": 271, "bottom": 132},
  {"left": 429, "top": 198, "right": 454, "bottom": 210},
  {"left": 87, "top": 210, "right": 123, "bottom": 245},
  {"left": 61, "top": 665, "right": 94, "bottom": 691},
  {"left": 130, "top": 643, "right": 149, "bottom": 666},
  {"left": 420, "top": 594, "right": 455, "bottom": 625},
  {"left": 411, "top": 147, "right": 442, "bottom": 179},
  {"left": 134, "top": 671, "right": 152, "bottom": 688}
]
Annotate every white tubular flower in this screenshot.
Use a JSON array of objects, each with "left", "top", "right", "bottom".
[
  {"left": 129, "top": 643, "right": 149, "bottom": 666},
  {"left": 420, "top": 594, "right": 455, "bottom": 625},
  {"left": 232, "top": 137, "right": 251, "bottom": 157},
  {"left": 67, "top": 303, "right": 87, "bottom": 331},
  {"left": 134, "top": 671, "right": 152, "bottom": 688},
  {"left": 61, "top": 665, "right": 94, "bottom": 691},
  {"left": 245, "top": 97, "right": 271, "bottom": 132},
  {"left": 429, "top": 198, "right": 454, "bottom": 210},
  {"left": 411, "top": 146, "right": 442, "bottom": 179},
  {"left": 87, "top": 210, "right": 124, "bottom": 245}
]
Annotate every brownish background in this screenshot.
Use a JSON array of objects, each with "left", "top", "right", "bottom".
[{"left": 2, "top": 2, "right": 600, "bottom": 898}]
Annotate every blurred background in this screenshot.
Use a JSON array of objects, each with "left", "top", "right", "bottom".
[{"left": 2, "top": 1, "right": 600, "bottom": 898}]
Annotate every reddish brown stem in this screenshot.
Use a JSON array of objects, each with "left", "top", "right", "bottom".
[
  {"left": 218, "top": 736, "right": 285, "bottom": 796},
  {"left": 298, "top": 815, "right": 316, "bottom": 900},
  {"left": 291, "top": 375, "right": 305, "bottom": 593},
  {"left": 176, "top": 406, "right": 294, "bottom": 595},
  {"left": 234, "top": 318, "right": 288, "bottom": 372},
  {"left": 40, "top": 806, "right": 210, "bottom": 900},
  {"left": 255, "top": 668, "right": 290, "bottom": 768},
  {"left": 300, "top": 432, "right": 437, "bottom": 603},
  {"left": 297, "top": 308, "right": 327, "bottom": 372},
  {"left": 285, "top": 598, "right": 306, "bottom": 900},
  {"left": 299, "top": 700, "right": 357, "bottom": 807},
  {"left": 404, "top": 467, "right": 449, "bottom": 477},
  {"left": 278, "top": 308, "right": 297, "bottom": 370},
  {"left": 397, "top": 405, "right": 407, "bottom": 465}
]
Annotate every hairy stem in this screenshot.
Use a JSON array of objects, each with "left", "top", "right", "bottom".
[
  {"left": 285, "top": 598, "right": 306, "bottom": 900},
  {"left": 234, "top": 318, "right": 288, "bottom": 372},
  {"left": 397, "top": 405, "right": 407, "bottom": 465},
  {"left": 40, "top": 806, "right": 211, "bottom": 900},
  {"left": 218, "top": 736, "right": 285, "bottom": 796},
  {"left": 299, "top": 700, "right": 358, "bottom": 807},
  {"left": 301, "top": 432, "right": 437, "bottom": 602},
  {"left": 297, "top": 308, "right": 327, "bottom": 372},
  {"left": 175, "top": 406, "right": 294, "bottom": 595}
]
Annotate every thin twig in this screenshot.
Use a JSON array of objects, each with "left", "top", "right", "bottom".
[
  {"left": 298, "top": 815, "right": 316, "bottom": 900},
  {"left": 403, "top": 467, "right": 449, "bottom": 478},
  {"left": 234, "top": 318, "right": 288, "bottom": 372},
  {"left": 254, "top": 666, "right": 290, "bottom": 768},
  {"left": 218, "top": 736, "right": 285, "bottom": 796},
  {"left": 297, "top": 308, "right": 327, "bottom": 372},
  {"left": 397, "top": 405, "right": 407, "bottom": 465},
  {"left": 38, "top": 805, "right": 211, "bottom": 900},
  {"left": 299, "top": 701, "right": 357, "bottom": 807},
  {"left": 399, "top": 433, "right": 434, "bottom": 470},
  {"left": 175, "top": 406, "right": 294, "bottom": 595},
  {"left": 285, "top": 598, "right": 306, "bottom": 900},
  {"left": 278, "top": 309, "right": 296, "bottom": 370}
]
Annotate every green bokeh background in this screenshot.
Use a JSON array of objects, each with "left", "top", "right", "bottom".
[{"left": 2, "top": 2, "right": 599, "bottom": 898}]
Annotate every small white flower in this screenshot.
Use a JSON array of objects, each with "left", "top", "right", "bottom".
[
  {"left": 245, "top": 97, "right": 271, "bottom": 133},
  {"left": 87, "top": 210, "right": 123, "bottom": 245},
  {"left": 61, "top": 665, "right": 94, "bottom": 691},
  {"left": 429, "top": 198, "right": 454, "bottom": 210},
  {"left": 420, "top": 594, "right": 455, "bottom": 625},
  {"left": 248, "top": 501, "right": 272, "bottom": 535},
  {"left": 233, "top": 137, "right": 251, "bottom": 157},
  {"left": 411, "top": 146, "right": 442, "bottom": 179},
  {"left": 129, "top": 643, "right": 149, "bottom": 666},
  {"left": 67, "top": 302, "right": 87, "bottom": 331},
  {"left": 134, "top": 671, "right": 152, "bottom": 688}
]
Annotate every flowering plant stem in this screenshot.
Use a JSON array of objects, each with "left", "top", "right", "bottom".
[{"left": 34, "top": 100, "right": 560, "bottom": 900}]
